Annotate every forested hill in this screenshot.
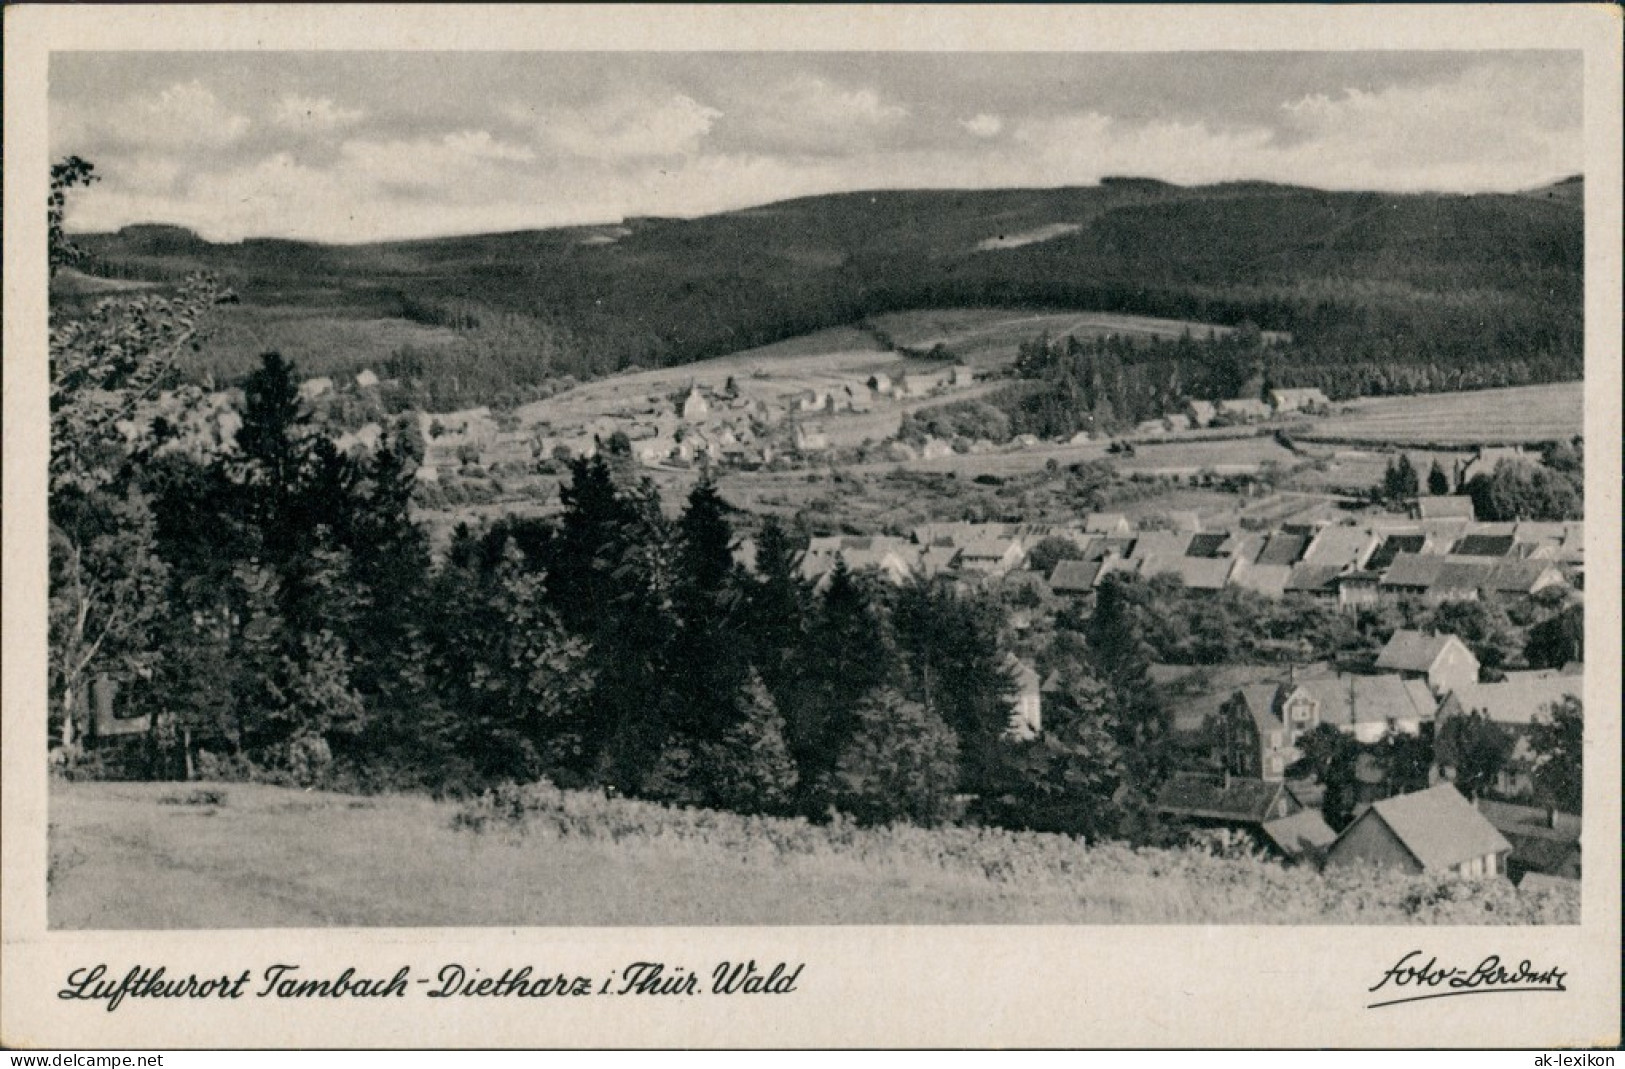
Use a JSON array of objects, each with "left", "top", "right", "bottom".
[{"left": 69, "top": 177, "right": 1583, "bottom": 405}]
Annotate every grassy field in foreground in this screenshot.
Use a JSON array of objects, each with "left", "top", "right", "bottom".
[
  {"left": 49, "top": 781, "right": 1576, "bottom": 929},
  {"left": 1299, "top": 383, "right": 1583, "bottom": 445}
]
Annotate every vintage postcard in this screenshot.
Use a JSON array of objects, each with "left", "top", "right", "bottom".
[{"left": 3, "top": 3, "right": 1620, "bottom": 1049}]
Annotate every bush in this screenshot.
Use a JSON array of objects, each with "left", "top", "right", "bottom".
[{"left": 449, "top": 779, "right": 1578, "bottom": 924}]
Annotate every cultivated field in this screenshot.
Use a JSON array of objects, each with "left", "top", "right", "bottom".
[
  {"left": 49, "top": 780, "right": 1576, "bottom": 928},
  {"left": 514, "top": 326, "right": 894, "bottom": 426},
  {"left": 1300, "top": 383, "right": 1583, "bottom": 446}
]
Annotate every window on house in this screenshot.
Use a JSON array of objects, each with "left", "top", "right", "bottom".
[{"left": 1290, "top": 700, "right": 1310, "bottom": 722}]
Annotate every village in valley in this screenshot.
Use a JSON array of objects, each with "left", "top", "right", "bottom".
[
  {"left": 44, "top": 49, "right": 1593, "bottom": 928},
  {"left": 119, "top": 328, "right": 1586, "bottom": 895}
]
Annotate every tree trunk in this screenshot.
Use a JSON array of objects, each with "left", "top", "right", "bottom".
[{"left": 59, "top": 684, "right": 80, "bottom": 759}]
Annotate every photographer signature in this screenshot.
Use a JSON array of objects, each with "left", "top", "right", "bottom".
[{"left": 1366, "top": 950, "right": 1567, "bottom": 1009}]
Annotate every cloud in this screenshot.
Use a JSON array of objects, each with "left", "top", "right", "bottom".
[
  {"left": 51, "top": 54, "right": 1582, "bottom": 243},
  {"left": 961, "top": 113, "right": 1003, "bottom": 138},
  {"left": 1002, "top": 62, "right": 1579, "bottom": 194},
  {"left": 521, "top": 93, "right": 721, "bottom": 160},
  {"left": 55, "top": 80, "right": 249, "bottom": 154},
  {"left": 271, "top": 94, "right": 365, "bottom": 132},
  {"left": 717, "top": 74, "right": 909, "bottom": 154},
  {"left": 1271, "top": 63, "right": 1581, "bottom": 186}
]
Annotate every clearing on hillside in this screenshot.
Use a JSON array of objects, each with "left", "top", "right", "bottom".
[{"left": 868, "top": 308, "right": 1291, "bottom": 368}]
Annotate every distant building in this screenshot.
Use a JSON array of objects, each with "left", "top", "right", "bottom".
[
  {"left": 298, "top": 377, "right": 334, "bottom": 401},
  {"left": 355, "top": 368, "right": 380, "bottom": 390},
  {"left": 1459, "top": 446, "right": 1531, "bottom": 485},
  {"left": 957, "top": 538, "right": 1026, "bottom": 575},
  {"left": 1268, "top": 387, "right": 1330, "bottom": 412},
  {"left": 1007, "top": 658, "right": 1042, "bottom": 739},
  {"left": 1186, "top": 400, "right": 1217, "bottom": 427},
  {"left": 792, "top": 424, "right": 830, "bottom": 452},
  {"left": 680, "top": 386, "right": 710, "bottom": 422},
  {"left": 1218, "top": 397, "right": 1273, "bottom": 422},
  {"left": 1323, "top": 783, "right": 1510, "bottom": 879}
]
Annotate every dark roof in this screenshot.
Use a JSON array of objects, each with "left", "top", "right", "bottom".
[
  {"left": 1453, "top": 534, "right": 1518, "bottom": 557},
  {"left": 1185, "top": 532, "right": 1230, "bottom": 559},
  {"left": 1154, "top": 772, "right": 1296, "bottom": 824},
  {"left": 1048, "top": 559, "right": 1103, "bottom": 593},
  {"left": 1501, "top": 831, "right": 1581, "bottom": 877},
  {"left": 1367, "top": 534, "right": 1427, "bottom": 571},
  {"left": 1476, "top": 799, "right": 1582, "bottom": 839},
  {"left": 1352, "top": 784, "right": 1511, "bottom": 870},
  {"left": 1260, "top": 809, "right": 1338, "bottom": 859},
  {"left": 1255, "top": 533, "right": 1308, "bottom": 567}
]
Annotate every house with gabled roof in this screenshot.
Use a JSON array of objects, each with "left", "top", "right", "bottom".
[
  {"left": 1323, "top": 783, "right": 1511, "bottom": 879},
  {"left": 1154, "top": 772, "right": 1333, "bottom": 862},
  {"left": 1376, "top": 630, "right": 1480, "bottom": 698},
  {"left": 957, "top": 537, "right": 1025, "bottom": 575},
  {"left": 1217, "top": 673, "right": 1438, "bottom": 779},
  {"left": 1047, "top": 559, "right": 1104, "bottom": 598}
]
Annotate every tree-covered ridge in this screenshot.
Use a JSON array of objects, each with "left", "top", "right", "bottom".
[{"left": 65, "top": 180, "right": 1582, "bottom": 409}]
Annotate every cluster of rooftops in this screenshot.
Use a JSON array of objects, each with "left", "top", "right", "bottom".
[
  {"left": 1149, "top": 627, "right": 1581, "bottom": 884},
  {"left": 1154, "top": 776, "right": 1577, "bottom": 887},
  {"left": 774, "top": 512, "right": 1581, "bottom": 604}
]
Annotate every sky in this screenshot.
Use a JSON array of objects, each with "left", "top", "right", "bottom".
[{"left": 49, "top": 51, "right": 1583, "bottom": 244}]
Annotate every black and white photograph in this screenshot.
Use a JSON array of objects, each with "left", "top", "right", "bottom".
[{"left": 4, "top": 3, "right": 1620, "bottom": 1050}]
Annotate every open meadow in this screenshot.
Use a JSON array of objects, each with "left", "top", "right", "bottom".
[
  {"left": 1300, "top": 382, "right": 1583, "bottom": 446},
  {"left": 49, "top": 780, "right": 1576, "bottom": 928}
]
